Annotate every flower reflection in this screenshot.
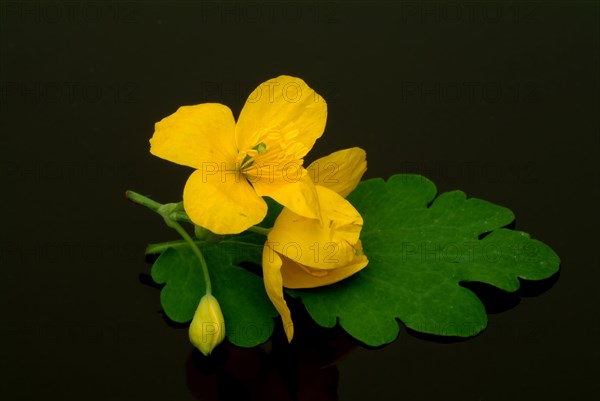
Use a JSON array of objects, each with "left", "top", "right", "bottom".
[{"left": 185, "top": 300, "right": 359, "bottom": 401}]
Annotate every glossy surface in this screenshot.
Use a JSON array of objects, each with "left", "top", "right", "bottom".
[{"left": 1, "top": 1, "right": 598, "bottom": 400}]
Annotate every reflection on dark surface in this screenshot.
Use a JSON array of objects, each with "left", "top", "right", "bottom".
[
  {"left": 461, "top": 271, "right": 560, "bottom": 314},
  {"left": 409, "top": 272, "right": 560, "bottom": 344},
  {"left": 460, "top": 281, "right": 521, "bottom": 314},
  {"left": 517, "top": 271, "right": 561, "bottom": 297},
  {"left": 139, "top": 272, "right": 161, "bottom": 289},
  {"left": 141, "top": 268, "right": 560, "bottom": 399},
  {"left": 185, "top": 300, "right": 357, "bottom": 401}
]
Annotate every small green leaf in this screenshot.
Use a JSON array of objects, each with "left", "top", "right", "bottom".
[
  {"left": 289, "top": 174, "right": 560, "bottom": 346},
  {"left": 151, "top": 241, "right": 277, "bottom": 347}
]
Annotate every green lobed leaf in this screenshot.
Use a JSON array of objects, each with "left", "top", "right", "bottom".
[
  {"left": 148, "top": 175, "right": 559, "bottom": 348},
  {"left": 288, "top": 174, "right": 560, "bottom": 346},
  {"left": 151, "top": 240, "right": 277, "bottom": 347}
]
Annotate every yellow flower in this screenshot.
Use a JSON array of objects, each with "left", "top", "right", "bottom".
[
  {"left": 149, "top": 76, "right": 327, "bottom": 235},
  {"left": 189, "top": 294, "right": 226, "bottom": 356},
  {"left": 262, "top": 148, "right": 369, "bottom": 341}
]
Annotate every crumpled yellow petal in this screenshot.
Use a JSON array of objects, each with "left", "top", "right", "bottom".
[
  {"left": 252, "top": 173, "right": 321, "bottom": 221},
  {"left": 267, "top": 185, "right": 362, "bottom": 270},
  {"left": 183, "top": 169, "right": 267, "bottom": 235},
  {"left": 150, "top": 104, "right": 237, "bottom": 169},
  {"left": 281, "top": 240, "right": 369, "bottom": 289},
  {"left": 307, "top": 147, "right": 367, "bottom": 197},
  {"left": 235, "top": 75, "right": 327, "bottom": 159},
  {"left": 262, "top": 243, "right": 294, "bottom": 342}
]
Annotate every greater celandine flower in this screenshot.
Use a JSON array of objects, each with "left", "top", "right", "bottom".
[
  {"left": 262, "top": 148, "right": 369, "bottom": 341},
  {"left": 149, "top": 76, "right": 327, "bottom": 235}
]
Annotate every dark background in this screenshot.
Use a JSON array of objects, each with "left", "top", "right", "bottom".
[{"left": 1, "top": 1, "right": 598, "bottom": 400}]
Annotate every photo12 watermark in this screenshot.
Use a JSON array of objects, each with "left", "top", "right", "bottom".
[
  {"left": 398, "top": 81, "right": 541, "bottom": 104},
  {"left": 1, "top": 81, "right": 140, "bottom": 105},
  {"left": 0, "top": 1, "right": 139, "bottom": 24},
  {"left": 196, "top": 1, "right": 338, "bottom": 25},
  {"left": 196, "top": 80, "right": 339, "bottom": 104},
  {"left": 198, "top": 160, "right": 338, "bottom": 185},
  {"left": 394, "top": 2, "right": 539, "bottom": 25}
]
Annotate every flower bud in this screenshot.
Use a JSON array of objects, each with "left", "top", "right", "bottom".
[
  {"left": 189, "top": 294, "right": 226, "bottom": 356},
  {"left": 194, "top": 225, "right": 224, "bottom": 244}
]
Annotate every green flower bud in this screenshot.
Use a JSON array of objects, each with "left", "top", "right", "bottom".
[
  {"left": 194, "top": 225, "right": 224, "bottom": 244},
  {"left": 189, "top": 294, "right": 226, "bottom": 356}
]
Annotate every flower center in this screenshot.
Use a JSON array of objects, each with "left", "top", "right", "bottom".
[
  {"left": 239, "top": 142, "right": 267, "bottom": 170},
  {"left": 237, "top": 128, "right": 310, "bottom": 183}
]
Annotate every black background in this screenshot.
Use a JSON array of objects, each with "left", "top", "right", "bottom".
[{"left": 1, "top": 1, "right": 598, "bottom": 400}]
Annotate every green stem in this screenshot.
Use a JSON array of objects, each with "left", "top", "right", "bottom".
[
  {"left": 146, "top": 239, "right": 203, "bottom": 254},
  {"left": 247, "top": 226, "right": 271, "bottom": 236},
  {"left": 171, "top": 211, "right": 193, "bottom": 224},
  {"left": 126, "top": 190, "right": 162, "bottom": 212},
  {"left": 167, "top": 219, "right": 212, "bottom": 295},
  {"left": 126, "top": 189, "right": 212, "bottom": 295},
  {"left": 127, "top": 192, "right": 193, "bottom": 224},
  {"left": 146, "top": 238, "right": 263, "bottom": 254}
]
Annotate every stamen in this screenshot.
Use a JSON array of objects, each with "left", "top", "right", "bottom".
[
  {"left": 283, "top": 129, "right": 299, "bottom": 141},
  {"left": 240, "top": 143, "right": 267, "bottom": 171},
  {"left": 240, "top": 154, "right": 253, "bottom": 168}
]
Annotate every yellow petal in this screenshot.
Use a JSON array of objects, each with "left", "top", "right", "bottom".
[
  {"left": 235, "top": 76, "right": 327, "bottom": 158},
  {"left": 150, "top": 104, "right": 237, "bottom": 169},
  {"left": 281, "top": 241, "right": 369, "bottom": 289},
  {"left": 267, "top": 185, "right": 362, "bottom": 270},
  {"left": 252, "top": 173, "right": 321, "bottom": 221},
  {"left": 262, "top": 243, "right": 294, "bottom": 342},
  {"left": 183, "top": 169, "right": 267, "bottom": 235},
  {"left": 307, "top": 147, "right": 367, "bottom": 197}
]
